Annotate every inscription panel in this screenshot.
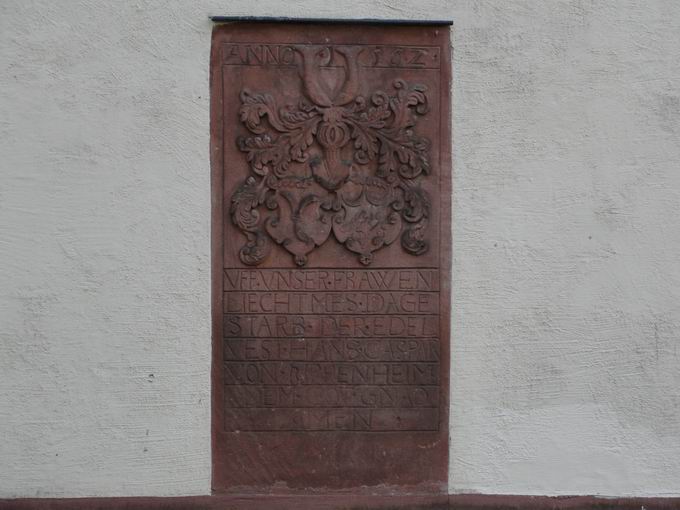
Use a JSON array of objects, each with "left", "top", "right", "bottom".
[
  {"left": 222, "top": 43, "right": 441, "bottom": 69},
  {"left": 212, "top": 22, "right": 451, "bottom": 493}
]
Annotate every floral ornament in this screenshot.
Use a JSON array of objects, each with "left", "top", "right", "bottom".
[{"left": 231, "top": 46, "right": 432, "bottom": 266}]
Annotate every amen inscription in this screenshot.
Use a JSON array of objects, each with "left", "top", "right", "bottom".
[{"left": 212, "top": 22, "right": 451, "bottom": 493}]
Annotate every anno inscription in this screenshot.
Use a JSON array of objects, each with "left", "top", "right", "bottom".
[{"left": 222, "top": 43, "right": 441, "bottom": 69}]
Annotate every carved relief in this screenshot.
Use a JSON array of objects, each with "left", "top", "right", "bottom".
[{"left": 230, "top": 46, "right": 432, "bottom": 266}]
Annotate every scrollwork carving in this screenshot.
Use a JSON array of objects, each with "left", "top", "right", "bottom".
[
  {"left": 230, "top": 176, "right": 272, "bottom": 265},
  {"left": 230, "top": 46, "right": 433, "bottom": 266}
]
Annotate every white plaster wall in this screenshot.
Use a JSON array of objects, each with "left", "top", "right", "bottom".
[
  {"left": 0, "top": 0, "right": 212, "bottom": 498},
  {"left": 1, "top": 0, "right": 680, "bottom": 499}
]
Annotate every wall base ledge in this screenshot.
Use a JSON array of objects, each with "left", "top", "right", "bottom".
[{"left": 2, "top": 494, "right": 680, "bottom": 509}]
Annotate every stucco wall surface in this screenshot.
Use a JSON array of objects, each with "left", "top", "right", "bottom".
[{"left": 1, "top": 0, "right": 680, "bottom": 499}]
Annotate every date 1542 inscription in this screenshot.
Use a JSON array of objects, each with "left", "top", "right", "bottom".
[{"left": 230, "top": 45, "right": 433, "bottom": 266}]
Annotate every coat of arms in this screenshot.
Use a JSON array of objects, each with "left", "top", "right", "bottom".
[{"left": 230, "top": 46, "right": 432, "bottom": 266}]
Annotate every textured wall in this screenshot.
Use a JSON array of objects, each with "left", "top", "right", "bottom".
[
  {"left": 448, "top": 0, "right": 680, "bottom": 497},
  {"left": 1, "top": 0, "right": 680, "bottom": 499},
  {"left": 0, "top": 1, "right": 212, "bottom": 498}
]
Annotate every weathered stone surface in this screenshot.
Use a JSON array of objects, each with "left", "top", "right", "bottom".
[{"left": 211, "top": 22, "right": 451, "bottom": 493}]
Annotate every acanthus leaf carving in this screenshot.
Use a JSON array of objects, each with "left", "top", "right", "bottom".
[
  {"left": 229, "top": 175, "right": 273, "bottom": 266},
  {"left": 230, "top": 46, "right": 432, "bottom": 266}
]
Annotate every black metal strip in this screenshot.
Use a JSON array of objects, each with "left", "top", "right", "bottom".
[{"left": 209, "top": 16, "right": 452, "bottom": 26}]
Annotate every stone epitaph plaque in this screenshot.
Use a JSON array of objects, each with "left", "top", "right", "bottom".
[{"left": 211, "top": 22, "right": 451, "bottom": 494}]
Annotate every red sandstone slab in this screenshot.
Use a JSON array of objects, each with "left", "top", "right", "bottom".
[{"left": 211, "top": 21, "right": 452, "bottom": 494}]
